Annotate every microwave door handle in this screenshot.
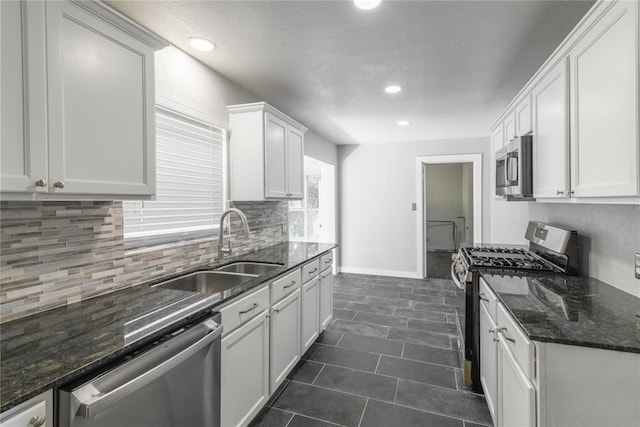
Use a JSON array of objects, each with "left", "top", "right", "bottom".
[
  {"left": 73, "top": 318, "right": 222, "bottom": 418},
  {"left": 507, "top": 154, "right": 518, "bottom": 183}
]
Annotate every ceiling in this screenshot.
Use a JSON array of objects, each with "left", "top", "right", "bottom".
[{"left": 106, "top": 0, "right": 594, "bottom": 145}]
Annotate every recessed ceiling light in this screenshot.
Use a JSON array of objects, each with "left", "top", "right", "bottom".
[
  {"left": 397, "top": 120, "right": 411, "bottom": 126},
  {"left": 188, "top": 37, "right": 216, "bottom": 52},
  {"left": 385, "top": 85, "right": 402, "bottom": 94},
  {"left": 354, "top": 0, "right": 382, "bottom": 10}
]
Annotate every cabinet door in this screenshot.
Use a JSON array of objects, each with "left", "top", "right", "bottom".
[
  {"left": 44, "top": 1, "right": 155, "bottom": 196},
  {"left": 0, "top": 1, "right": 47, "bottom": 193},
  {"left": 264, "top": 113, "right": 288, "bottom": 198},
  {"left": 504, "top": 112, "right": 516, "bottom": 144},
  {"left": 480, "top": 303, "right": 498, "bottom": 426},
  {"left": 498, "top": 337, "right": 536, "bottom": 427},
  {"left": 0, "top": 390, "right": 52, "bottom": 427},
  {"left": 301, "top": 277, "right": 320, "bottom": 354},
  {"left": 570, "top": 0, "right": 638, "bottom": 197},
  {"left": 319, "top": 269, "right": 333, "bottom": 330},
  {"left": 221, "top": 311, "right": 270, "bottom": 427},
  {"left": 491, "top": 125, "right": 505, "bottom": 151},
  {"left": 286, "top": 126, "right": 304, "bottom": 199},
  {"left": 270, "top": 289, "right": 301, "bottom": 394},
  {"left": 516, "top": 95, "right": 532, "bottom": 137},
  {"left": 532, "top": 59, "right": 570, "bottom": 198}
]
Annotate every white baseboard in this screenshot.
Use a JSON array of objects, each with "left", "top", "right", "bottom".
[{"left": 338, "top": 266, "right": 421, "bottom": 279}]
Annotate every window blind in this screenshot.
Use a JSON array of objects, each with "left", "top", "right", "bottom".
[{"left": 123, "top": 105, "right": 226, "bottom": 245}]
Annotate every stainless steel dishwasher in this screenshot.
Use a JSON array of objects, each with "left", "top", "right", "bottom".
[{"left": 58, "top": 313, "right": 222, "bottom": 427}]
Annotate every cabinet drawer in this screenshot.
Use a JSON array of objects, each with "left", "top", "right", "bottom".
[
  {"left": 220, "top": 286, "right": 270, "bottom": 335},
  {"left": 271, "top": 269, "right": 301, "bottom": 304},
  {"left": 320, "top": 252, "right": 334, "bottom": 272},
  {"left": 301, "top": 259, "right": 320, "bottom": 283},
  {"left": 497, "top": 303, "right": 533, "bottom": 379},
  {"left": 479, "top": 277, "right": 498, "bottom": 320}
]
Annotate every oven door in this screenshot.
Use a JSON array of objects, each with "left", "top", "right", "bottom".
[{"left": 495, "top": 149, "right": 509, "bottom": 196}]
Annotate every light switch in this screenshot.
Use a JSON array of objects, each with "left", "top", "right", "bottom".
[{"left": 411, "top": 203, "right": 416, "bottom": 211}]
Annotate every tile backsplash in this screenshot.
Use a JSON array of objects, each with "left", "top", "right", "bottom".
[{"left": 0, "top": 200, "right": 288, "bottom": 323}]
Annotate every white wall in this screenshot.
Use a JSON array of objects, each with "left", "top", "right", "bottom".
[
  {"left": 155, "top": 47, "right": 258, "bottom": 126},
  {"left": 529, "top": 203, "right": 640, "bottom": 297},
  {"left": 338, "top": 137, "right": 492, "bottom": 277},
  {"left": 305, "top": 131, "right": 338, "bottom": 166}
]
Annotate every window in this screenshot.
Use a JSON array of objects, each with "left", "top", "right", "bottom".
[
  {"left": 123, "top": 104, "right": 226, "bottom": 247},
  {"left": 289, "top": 156, "right": 335, "bottom": 243}
]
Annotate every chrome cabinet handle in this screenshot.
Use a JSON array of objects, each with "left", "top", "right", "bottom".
[
  {"left": 324, "top": 259, "right": 332, "bottom": 264},
  {"left": 504, "top": 336, "right": 516, "bottom": 343},
  {"left": 488, "top": 329, "right": 495, "bottom": 334},
  {"left": 53, "top": 180, "right": 65, "bottom": 188},
  {"left": 308, "top": 268, "right": 318, "bottom": 275},
  {"left": 273, "top": 308, "right": 280, "bottom": 314},
  {"left": 30, "top": 416, "right": 46, "bottom": 427},
  {"left": 556, "top": 190, "right": 564, "bottom": 195},
  {"left": 286, "top": 193, "right": 293, "bottom": 196},
  {"left": 479, "top": 293, "right": 489, "bottom": 302},
  {"left": 493, "top": 338, "right": 499, "bottom": 343},
  {"left": 239, "top": 303, "right": 259, "bottom": 315},
  {"left": 35, "top": 179, "right": 47, "bottom": 187},
  {"left": 283, "top": 281, "right": 297, "bottom": 289},
  {"left": 569, "top": 190, "right": 575, "bottom": 195}
]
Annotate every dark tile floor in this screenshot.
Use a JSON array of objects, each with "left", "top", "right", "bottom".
[
  {"left": 249, "top": 273, "right": 491, "bottom": 427},
  {"left": 426, "top": 250, "right": 455, "bottom": 279}
]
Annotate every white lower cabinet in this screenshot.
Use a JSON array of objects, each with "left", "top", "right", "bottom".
[
  {"left": 0, "top": 390, "right": 52, "bottom": 427},
  {"left": 319, "top": 267, "right": 333, "bottom": 330},
  {"left": 221, "top": 311, "right": 270, "bottom": 427},
  {"left": 270, "top": 289, "right": 301, "bottom": 394},
  {"left": 220, "top": 287, "right": 271, "bottom": 427},
  {"left": 301, "top": 276, "right": 320, "bottom": 354},
  {"left": 480, "top": 303, "right": 498, "bottom": 426},
  {"left": 497, "top": 337, "right": 536, "bottom": 427}
]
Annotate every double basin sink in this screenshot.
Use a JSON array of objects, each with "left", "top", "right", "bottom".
[{"left": 153, "top": 262, "right": 283, "bottom": 294}]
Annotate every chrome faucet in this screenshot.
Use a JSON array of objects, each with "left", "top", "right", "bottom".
[{"left": 217, "top": 208, "right": 250, "bottom": 260}]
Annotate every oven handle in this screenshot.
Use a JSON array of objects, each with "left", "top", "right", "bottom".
[
  {"left": 73, "top": 317, "right": 222, "bottom": 418},
  {"left": 450, "top": 262, "right": 465, "bottom": 290}
]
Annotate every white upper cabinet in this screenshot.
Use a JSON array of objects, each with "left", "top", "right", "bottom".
[
  {"left": 569, "top": 0, "right": 639, "bottom": 197},
  {"left": 1, "top": 1, "right": 47, "bottom": 194},
  {"left": 515, "top": 95, "right": 532, "bottom": 137},
  {"left": 532, "top": 60, "right": 570, "bottom": 199},
  {"left": 491, "top": 0, "right": 639, "bottom": 203},
  {"left": 227, "top": 102, "right": 307, "bottom": 201},
  {"left": 491, "top": 123, "right": 505, "bottom": 151},
  {"left": 1, "top": 0, "right": 166, "bottom": 199},
  {"left": 504, "top": 112, "right": 516, "bottom": 144}
]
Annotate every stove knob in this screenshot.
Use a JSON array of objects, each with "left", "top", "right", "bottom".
[
  {"left": 456, "top": 264, "right": 466, "bottom": 274},
  {"left": 451, "top": 253, "right": 459, "bottom": 262}
]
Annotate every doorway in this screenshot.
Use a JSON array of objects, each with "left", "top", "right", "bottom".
[
  {"left": 415, "top": 154, "right": 482, "bottom": 279},
  {"left": 288, "top": 156, "right": 336, "bottom": 243}
]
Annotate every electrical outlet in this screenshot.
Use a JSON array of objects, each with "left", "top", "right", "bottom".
[{"left": 635, "top": 253, "right": 640, "bottom": 279}]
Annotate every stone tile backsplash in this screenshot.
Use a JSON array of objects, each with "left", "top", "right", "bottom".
[{"left": 0, "top": 200, "right": 288, "bottom": 323}]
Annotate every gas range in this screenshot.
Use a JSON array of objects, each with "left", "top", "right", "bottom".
[
  {"left": 453, "top": 221, "right": 579, "bottom": 393},
  {"left": 459, "top": 246, "right": 564, "bottom": 275}
]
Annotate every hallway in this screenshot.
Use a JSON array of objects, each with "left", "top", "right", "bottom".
[{"left": 250, "top": 273, "right": 491, "bottom": 427}]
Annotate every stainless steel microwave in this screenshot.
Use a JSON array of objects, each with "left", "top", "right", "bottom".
[{"left": 495, "top": 135, "right": 533, "bottom": 198}]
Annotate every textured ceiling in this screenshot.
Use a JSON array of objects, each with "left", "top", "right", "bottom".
[{"left": 106, "top": 0, "right": 594, "bottom": 144}]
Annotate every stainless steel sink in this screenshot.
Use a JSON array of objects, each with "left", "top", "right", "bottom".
[
  {"left": 154, "top": 271, "right": 256, "bottom": 294},
  {"left": 216, "top": 262, "right": 283, "bottom": 275}
]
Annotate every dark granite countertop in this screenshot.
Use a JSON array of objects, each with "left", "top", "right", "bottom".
[
  {"left": 0, "top": 241, "right": 337, "bottom": 413},
  {"left": 481, "top": 273, "right": 640, "bottom": 354}
]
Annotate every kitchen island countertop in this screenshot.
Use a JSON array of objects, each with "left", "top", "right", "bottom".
[{"left": 0, "top": 241, "right": 337, "bottom": 413}]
